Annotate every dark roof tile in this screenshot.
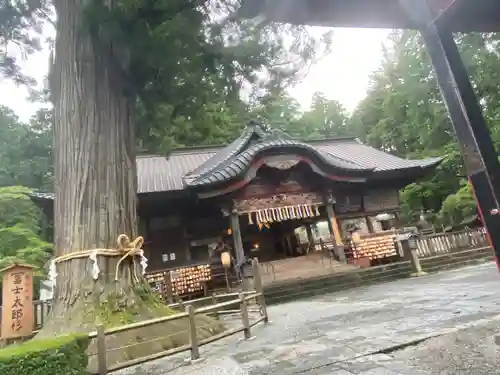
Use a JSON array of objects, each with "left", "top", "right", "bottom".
[
  {"left": 136, "top": 151, "right": 213, "bottom": 193},
  {"left": 30, "top": 127, "right": 442, "bottom": 198},
  {"left": 315, "top": 139, "right": 441, "bottom": 171}
]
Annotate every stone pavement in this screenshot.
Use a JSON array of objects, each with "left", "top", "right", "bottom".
[
  {"left": 117, "top": 262, "right": 500, "bottom": 375},
  {"left": 392, "top": 317, "right": 500, "bottom": 375}
]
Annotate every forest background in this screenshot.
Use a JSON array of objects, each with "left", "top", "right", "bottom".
[{"left": 1, "top": 28, "right": 497, "bottom": 283}]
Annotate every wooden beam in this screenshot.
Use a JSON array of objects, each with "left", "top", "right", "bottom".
[
  {"left": 323, "top": 193, "right": 347, "bottom": 263},
  {"left": 428, "top": 0, "right": 461, "bottom": 26},
  {"left": 325, "top": 204, "right": 343, "bottom": 246}
]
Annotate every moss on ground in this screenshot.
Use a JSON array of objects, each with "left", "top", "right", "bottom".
[
  {"left": 84, "top": 285, "right": 177, "bottom": 328},
  {"left": 0, "top": 335, "right": 83, "bottom": 359}
]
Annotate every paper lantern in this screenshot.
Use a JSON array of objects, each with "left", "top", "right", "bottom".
[{"left": 220, "top": 251, "right": 231, "bottom": 268}]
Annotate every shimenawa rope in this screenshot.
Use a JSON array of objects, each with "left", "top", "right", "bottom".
[{"left": 49, "top": 234, "right": 148, "bottom": 284}]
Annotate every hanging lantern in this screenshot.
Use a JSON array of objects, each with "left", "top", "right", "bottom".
[
  {"left": 227, "top": 228, "right": 232, "bottom": 235},
  {"left": 220, "top": 251, "right": 231, "bottom": 268}
]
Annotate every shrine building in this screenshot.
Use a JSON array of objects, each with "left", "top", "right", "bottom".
[{"left": 32, "top": 121, "right": 441, "bottom": 297}]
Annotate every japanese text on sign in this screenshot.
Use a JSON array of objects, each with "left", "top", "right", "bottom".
[{"left": 1, "top": 265, "right": 34, "bottom": 339}]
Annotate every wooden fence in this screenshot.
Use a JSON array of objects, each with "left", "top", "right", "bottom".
[
  {"left": 416, "top": 228, "right": 488, "bottom": 258},
  {"left": 88, "top": 258, "right": 269, "bottom": 374},
  {"left": 0, "top": 259, "right": 269, "bottom": 374},
  {"left": 89, "top": 289, "right": 268, "bottom": 374}
]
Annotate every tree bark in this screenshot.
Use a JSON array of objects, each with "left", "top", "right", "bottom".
[{"left": 41, "top": 0, "right": 140, "bottom": 335}]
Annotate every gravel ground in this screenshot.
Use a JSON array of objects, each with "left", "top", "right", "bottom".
[
  {"left": 393, "top": 317, "right": 500, "bottom": 374},
  {"left": 114, "top": 262, "right": 500, "bottom": 375}
]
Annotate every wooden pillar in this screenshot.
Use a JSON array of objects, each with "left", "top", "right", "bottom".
[
  {"left": 393, "top": 211, "right": 402, "bottom": 229},
  {"left": 285, "top": 235, "right": 292, "bottom": 256},
  {"left": 230, "top": 209, "right": 245, "bottom": 270},
  {"left": 365, "top": 216, "right": 375, "bottom": 233},
  {"left": 324, "top": 202, "right": 346, "bottom": 264},
  {"left": 325, "top": 204, "right": 342, "bottom": 245},
  {"left": 305, "top": 224, "right": 314, "bottom": 253},
  {"left": 183, "top": 227, "right": 192, "bottom": 261}
]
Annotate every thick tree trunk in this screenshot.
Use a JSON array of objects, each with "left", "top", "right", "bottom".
[{"left": 40, "top": 0, "right": 140, "bottom": 335}]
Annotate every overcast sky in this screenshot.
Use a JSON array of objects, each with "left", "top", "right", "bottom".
[{"left": 0, "top": 27, "right": 389, "bottom": 121}]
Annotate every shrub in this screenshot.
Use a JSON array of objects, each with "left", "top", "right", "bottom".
[{"left": 0, "top": 334, "right": 90, "bottom": 375}]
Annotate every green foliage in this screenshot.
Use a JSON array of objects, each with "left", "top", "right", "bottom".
[
  {"left": 0, "top": 186, "right": 52, "bottom": 295},
  {"left": 0, "top": 106, "right": 53, "bottom": 191},
  {"left": 1, "top": 0, "right": 333, "bottom": 156},
  {"left": 348, "top": 30, "right": 500, "bottom": 226},
  {"left": 2, "top": 0, "right": 499, "bottom": 233},
  {"left": 301, "top": 92, "right": 350, "bottom": 138},
  {"left": 0, "top": 334, "right": 89, "bottom": 375},
  {"left": 437, "top": 183, "right": 477, "bottom": 228},
  {"left": 248, "top": 90, "right": 351, "bottom": 140},
  {"left": 0, "top": 0, "right": 52, "bottom": 86}
]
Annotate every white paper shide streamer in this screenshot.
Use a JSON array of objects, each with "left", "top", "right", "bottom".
[
  {"left": 89, "top": 249, "right": 100, "bottom": 280},
  {"left": 48, "top": 259, "right": 57, "bottom": 286},
  {"left": 138, "top": 250, "right": 148, "bottom": 276}
]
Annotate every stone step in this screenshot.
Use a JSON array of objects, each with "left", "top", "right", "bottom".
[
  {"left": 264, "top": 265, "right": 412, "bottom": 305},
  {"left": 263, "top": 247, "right": 493, "bottom": 305},
  {"left": 267, "top": 268, "right": 413, "bottom": 305}
]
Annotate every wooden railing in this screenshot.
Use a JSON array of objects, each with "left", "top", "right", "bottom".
[
  {"left": 416, "top": 228, "right": 488, "bottom": 258},
  {"left": 89, "top": 290, "right": 268, "bottom": 374},
  {"left": 2, "top": 259, "right": 269, "bottom": 374}
]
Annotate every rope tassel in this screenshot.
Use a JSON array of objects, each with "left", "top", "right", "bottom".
[{"left": 50, "top": 234, "right": 148, "bottom": 284}]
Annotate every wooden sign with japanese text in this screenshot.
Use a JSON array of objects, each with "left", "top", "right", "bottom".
[{"left": 1, "top": 264, "right": 34, "bottom": 339}]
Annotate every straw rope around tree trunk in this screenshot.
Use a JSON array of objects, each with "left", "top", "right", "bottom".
[{"left": 49, "top": 234, "right": 148, "bottom": 285}]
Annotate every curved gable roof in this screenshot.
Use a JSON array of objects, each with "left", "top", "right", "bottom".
[
  {"left": 183, "top": 121, "right": 376, "bottom": 187},
  {"left": 30, "top": 122, "right": 442, "bottom": 198}
]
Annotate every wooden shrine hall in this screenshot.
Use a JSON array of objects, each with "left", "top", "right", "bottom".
[{"left": 32, "top": 121, "right": 441, "bottom": 297}]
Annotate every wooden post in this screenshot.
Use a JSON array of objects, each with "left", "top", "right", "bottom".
[
  {"left": 96, "top": 325, "right": 107, "bottom": 375},
  {"left": 409, "top": 247, "right": 426, "bottom": 277},
  {"left": 365, "top": 216, "right": 375, "bottom": 233},
  {"left": 305, "top": 224, "right": 314, "bottom": 253},
  {"left": 177, "top": 296, "right": 185, "bottom": 310},
  {"left": 33, "top": 301, "right": 39, "bottom": 331},
  {"left": 230, "top": 210, "right": 245, "bottom": 274},
  {"left": 239, "top": 293, "right": 251, "bottom": 339},
  {"left": 163, "top": 271, "right": 174, "bottom": 304},
  {"left": 186, "top": 305, "right": 200, "bottom": 361},
  {"left": 224, "top": 268, "right": 230, "bottom": 292},
  {"left": 405, "top": 237, "right": 427, "bottom": 277},
  {"left": 252, "top": 258, "right": 268, "bottom": 323},
  {"left": 324, "top": 202, "right": 346, "bottom": 263},
  {"left": 211, "top": 293, "right": 219, "bottom": 320}
]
